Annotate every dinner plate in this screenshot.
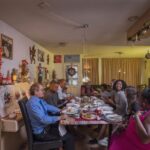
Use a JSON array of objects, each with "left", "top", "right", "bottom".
[
  {"left": 102, "top": 110, "right": 113, "bottom": 115},
  {"left": 66, "top": 103, "right": 80, "bottom": 108},
  {"left": 93, "top": 100, "right": 105, "bottom": 105},
  {"left": 105, "top": 114, "right": 122, "bottom": 122},
  {"left": 62, "top": 107, "right": 79, "bottom": 115},
  {"left": 102, "top": 106, "right": 113, "bottom": 111},
  {"left": 81, "top": 113, "right": 97, "bottom": 120},
  {"left": 82, "top": 104, "right": 96, "bottom": 112}
]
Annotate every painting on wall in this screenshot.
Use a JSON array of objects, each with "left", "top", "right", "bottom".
[
  {"left": 54, "top": 55, "right": 62, "bottom": 63},
  {"left": 1, "top": 34, "right": 13, "bottom": 60},
  {"left": 38, "top": 49, "right": 44, "bottom": 62}
]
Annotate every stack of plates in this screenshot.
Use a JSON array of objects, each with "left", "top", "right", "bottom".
[
  {"left": 102, "top": 105, "right": 114, "bottom": 111},
  {"left": 103, "top": 113, "right": 122, "bottom": 122}
]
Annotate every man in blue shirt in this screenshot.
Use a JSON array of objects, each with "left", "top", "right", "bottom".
[{"left": 26, "top": 83, "right": 75, "bottom": 150}]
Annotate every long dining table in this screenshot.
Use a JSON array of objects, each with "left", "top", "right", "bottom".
[{"left": 60, "top": 96, "right": 122, "bottom": 147}]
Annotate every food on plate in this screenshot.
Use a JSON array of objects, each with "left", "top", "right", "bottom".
[{"left": 81, "top": 113, "right": 97, "bottom": 120}]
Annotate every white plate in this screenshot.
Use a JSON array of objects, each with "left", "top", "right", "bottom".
[
  {"left": 93, "top": 100, "right": 105, "bottom": 105},
  {"left": 102, "top": 110, "right": 113, "bottom": 115},
  {"left": 105, "top": 114, "right": 122, "bottom": 122},
  {"left": 102, "top": 106, "right": 113, "bottom": 111},
  {"left": 66, "top": 103, "right": 80, "bottom": 108},
  {"left": 81, "top": 113, "right": 97, "bottom": 120},
  {"left": 62, "top": 107, "right": 79, "bottom": 115}
]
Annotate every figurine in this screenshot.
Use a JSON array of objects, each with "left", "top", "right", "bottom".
[
  {"left": 47, "top": 54, "right": 50, "bottom": 65},
  {"left": 29, "top": 45, "right": 36, "bottom": 64},
  {"left": 21, "top": 60, "right": 30, "bottom": 82},
  {"left": 11, "top": 68, "right": 17, "bottom": 83},
  {"left": 38, "top": 63, "right": 43, "bottom": 83}
]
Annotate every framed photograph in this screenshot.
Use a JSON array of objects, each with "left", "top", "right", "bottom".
[
  {"left": 54, "top": 55, "right": 62, "bottom": 63},
  {"left": 38, "top": 49, "right": 44, "bottom": 62},
  {"left": 1, "top": 34, "right": 13, "bottom": 59},
  {"left": 64, "top": 55, "right": 80, "bottom": 63}
]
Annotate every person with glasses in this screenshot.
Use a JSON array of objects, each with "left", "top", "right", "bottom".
[{"left": 26, "top": 83, "right": 75, "bottom": 150}]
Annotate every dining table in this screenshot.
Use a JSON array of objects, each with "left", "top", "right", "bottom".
[{"left": 60, "top": 96, "right": 123, "bottom": 147}]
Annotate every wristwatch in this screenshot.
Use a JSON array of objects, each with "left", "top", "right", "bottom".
[{"left": 133, "top": 114, "right": 139, "bottom": 119}]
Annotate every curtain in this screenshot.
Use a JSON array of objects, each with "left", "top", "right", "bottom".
[
  {"left": 82, "top": 58, "right": 99, "bottom": 84},
  {"left": 102, "top": 58, "right": 143, "bottom": 86}
]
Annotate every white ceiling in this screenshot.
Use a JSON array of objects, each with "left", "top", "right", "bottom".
[{"left": 0, "top": 0, "right": 149, "bottom": 54}]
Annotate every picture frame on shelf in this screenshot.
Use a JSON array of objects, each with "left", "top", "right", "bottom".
[{"left": 1, "top": 34, "right": 13, "bottom": 60}]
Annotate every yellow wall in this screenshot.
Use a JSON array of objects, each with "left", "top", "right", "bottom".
[{"left": 53, "top": 46, "right": 150, "bottom": 95}]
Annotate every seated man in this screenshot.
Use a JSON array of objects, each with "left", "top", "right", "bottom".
[
  {"left": 45, "top": 80, "right": 67, "bottom": 108},
  {"left": 57, "top": 79, "right": 67, "bottom": 100},
  {"left": 26, "top": 83, "right": 75, "bottom": 150}
]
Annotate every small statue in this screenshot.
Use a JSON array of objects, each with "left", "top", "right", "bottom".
[
  {"left": 47, "top": 54, "right": 49, "bottom": 65},
  {"left": 21, "top": 60, "right": 30, "bottom": 82},
  {"left": 52, "top": 69, "right": 57, "bottom": 80},
  {"left": 29, "top": 45, "right": 36, "bottom": 64},
  {"left": 6, "top": 70, "right": 12, "bottom": 84},
  {"left": 11, "top": 68, "right": 17, "bottom": 83},
  {"left": 38, "top": 63, "right": 43, "bottom": 83},
  {"left": 45, "top": 68, "right": 49, "bottom": 80}
]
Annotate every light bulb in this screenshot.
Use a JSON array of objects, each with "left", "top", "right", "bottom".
[{"left": 118, "top": 69, "right": 121, "bottom": 73}]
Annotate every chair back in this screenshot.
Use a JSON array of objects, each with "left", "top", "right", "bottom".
[{"left": 18, "top": 98, "right": 33, "bottom": 150}]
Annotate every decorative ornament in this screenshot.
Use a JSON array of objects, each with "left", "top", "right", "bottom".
[
  {"left": 47, "top": 54, "right": 50, "bottom": 65},
  {"left": 0, "top": 48, "right": 3, "bottom": 84},
  {"left": 52, "top": 70, "right": 57, "bottom": 80},
  {"left": 29, "top": 45, "right": 36, "bottom": 64},
  {"left": 38, "top": 63, "right": 43, "bottom": 83},
  {"left": 67, "top": 66, "right": 76, "bottom": 76}
]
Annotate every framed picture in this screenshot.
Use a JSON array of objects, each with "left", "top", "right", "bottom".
[
  {"left": 64, "top": 55, "right": 80, "bottom": 63},
  {"left": 1, "top": 34, "right": 13, "bottom": 59},
  {"left": 54, "top": 55, "right": 62, "bottom": 63},
  {"left": 38, "top": 49, "right": 44, "bottom": 62}
]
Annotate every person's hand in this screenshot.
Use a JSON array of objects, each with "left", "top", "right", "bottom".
[
  {"left": 60, "top": 114, "right": 68, "bottom": 120},
  {"left": 131, "top": 101, "right": 140, "bottom": 114},
  {"left": 66, "top": 95, "right": 75, "bottom": 101},
  {"left": 103, "top": 97, "right": 113, "bottom": 105}
]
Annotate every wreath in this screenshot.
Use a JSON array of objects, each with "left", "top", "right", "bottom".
[{"left": 67, "top": 67, "right": 76, "bottom": 76}]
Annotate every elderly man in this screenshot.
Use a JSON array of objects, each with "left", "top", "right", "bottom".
[{"left": 26, "top": 83, "right": 75, "bottom": 150}]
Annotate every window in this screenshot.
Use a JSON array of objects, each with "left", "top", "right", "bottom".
[{"left": 66, "top": 65, "right": 78, "bottom": 86}]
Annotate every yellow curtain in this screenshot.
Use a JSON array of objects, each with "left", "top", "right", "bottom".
[
  {"left": 102, "top": 58, "right": 143, "bottom": 86},
  {"left": 82, "top": 58, "right": 99, "bottom": 84}
]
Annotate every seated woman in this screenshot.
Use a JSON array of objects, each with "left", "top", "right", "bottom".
[
  {"left": 109, "top": 88, "right": 150, "bottom": 150},
  {"left": 103, "top": 79, "right": 128, "bottom": 117}
]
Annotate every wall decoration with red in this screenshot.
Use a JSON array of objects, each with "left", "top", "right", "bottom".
[
  {"left": 0, "top": 48, "right": 2, "bottom": 84},
  {"left": 54, "top": 55, "right": 62, "bottom": 63}
]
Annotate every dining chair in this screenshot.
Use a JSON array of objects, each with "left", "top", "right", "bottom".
[{"left": 18, "top": 98, "right": 63, "bottom": 150}]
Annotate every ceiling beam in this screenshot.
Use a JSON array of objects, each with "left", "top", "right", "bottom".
[{"left": 127, "top": 8, "right": 150, "bottom": 40}]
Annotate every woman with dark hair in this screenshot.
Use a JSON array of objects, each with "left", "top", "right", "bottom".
[
  {"left": 104, "top": 80, "right": 128, "bottom": 116},
  {"left": 109, "top": 88, "right": 150, "bottom": 150}
]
